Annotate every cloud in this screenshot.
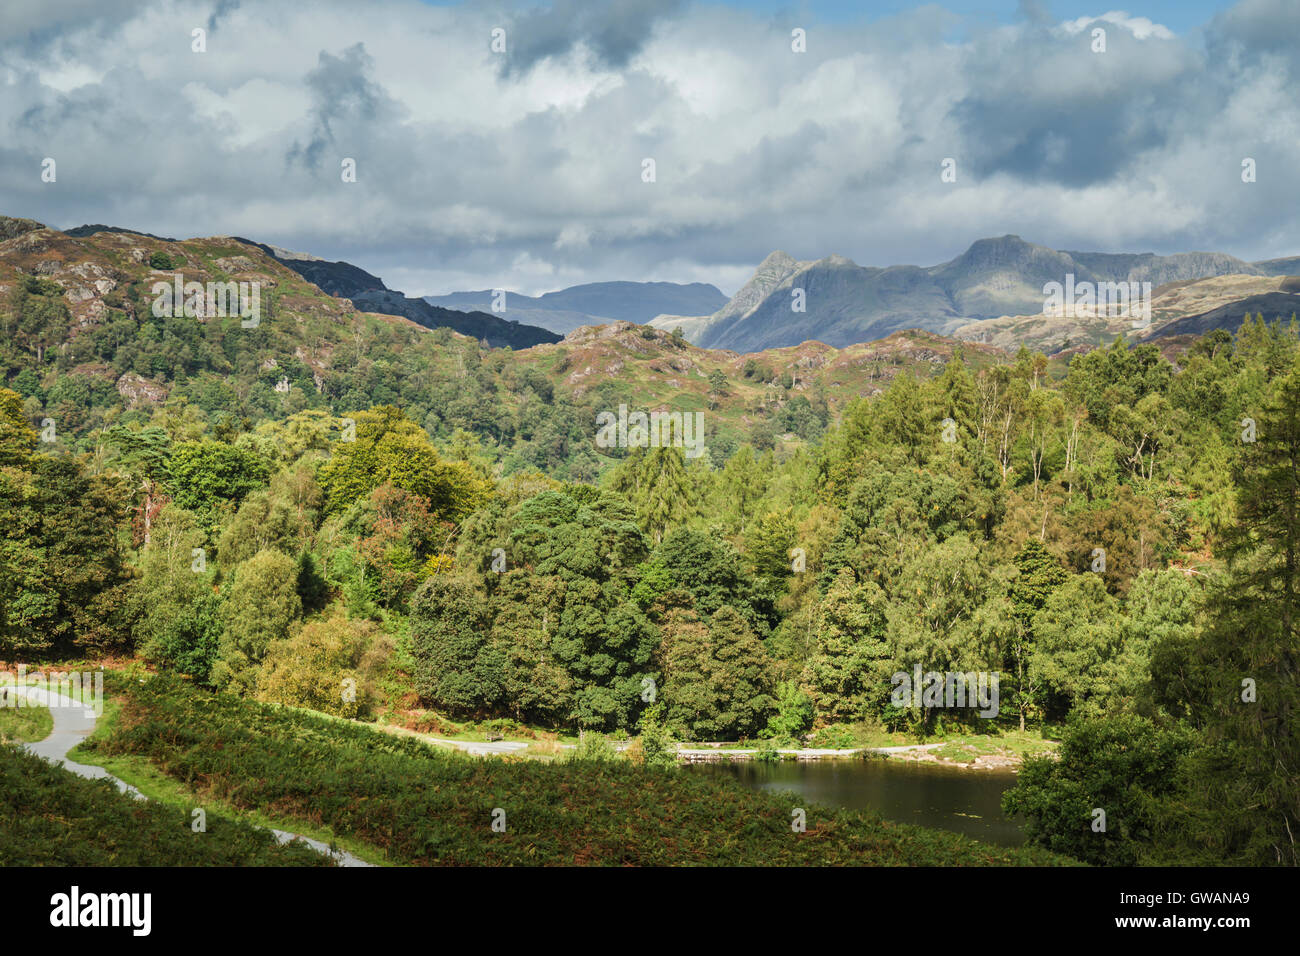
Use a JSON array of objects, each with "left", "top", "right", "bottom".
[
  {"left": 498, "top": 0, "right": 684, "bottom": 76},
  {"left": 0, "top": 0, "right": 1293, "bottom": 298},
  {"left": 287, "top": 43, "right": 403, "bottom": 171}
]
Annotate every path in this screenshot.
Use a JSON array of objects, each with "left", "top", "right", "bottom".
[
  {"left": 414, "top": 729, "right": 947, "bottom": 761},
  {"left": 674, "top": 743, "right": 948, "bottom": 760},
  {"left": 424, "top": 736, "right": 532, "bottom": 756},
  {"left": 11, "top": 684, "right": 375, "bottom": 868}
]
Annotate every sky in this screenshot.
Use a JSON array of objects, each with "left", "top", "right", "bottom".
[{"left": 1, "top": 0, "right": 1297, "bottom": 297}]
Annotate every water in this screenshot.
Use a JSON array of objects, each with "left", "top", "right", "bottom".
[{"left": 692, "top": 757, "right": 1026, "bottom": 847}]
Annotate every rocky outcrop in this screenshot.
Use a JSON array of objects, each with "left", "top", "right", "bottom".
[
  {"left": 116, "top": 373, "right": 168, "bottom": 409},
  {"left": 0, "top": 216, "right": 45, "bottom": 241}
]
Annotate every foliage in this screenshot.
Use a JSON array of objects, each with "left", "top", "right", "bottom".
[
  {"left": 211, "top": 549, "right": 302, "bottom": 694},
  {"left": 82, "top": 675, "right": 1068, "bottom": 864},
  {"left": 0, "top": 744, "right": 330, "bottom": 865},
  {"left": 1003, "top": 715, "right": 1193, "bottom": 865},
  {"left": 255, "top": 613, "right": 384, "bottom": 719}
]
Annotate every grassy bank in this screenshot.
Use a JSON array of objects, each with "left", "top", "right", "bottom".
[
  {"left": 79, "top": 673, "right": 1074, "bottom": 866},
  {"left": 0, "top": 704, "right": 53, "bottom": 744},
  {"left": 0, "top": 744, "right": 333, "bottom": 866}
]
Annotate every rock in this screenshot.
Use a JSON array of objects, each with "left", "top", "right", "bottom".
[
  {"left": 215, "top": 255, "right": 256, "bottom": 273},
  {"left": 116, "top": 373, "right": 168, "bottom": 409}
]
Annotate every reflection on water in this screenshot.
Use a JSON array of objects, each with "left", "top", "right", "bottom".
[{"left": 692, "top": 757, "right": 1025, "bottom": 847}]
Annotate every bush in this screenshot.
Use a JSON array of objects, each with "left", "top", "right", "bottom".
[
  {"left": 149, "top": 251, "right": 174, "bottom": 270},
  {"left": 1002, "top": 714, "right": 1194, "bottom": 865},
  {"left": 754, "top": 739, "right": 783, "bottom": 762},
  {"left": 810, "top": 723, "right": 856, "bottom": 750},
  {"left": 566, "top": 732, "right": 621, "bottom": 764},
  {"left": 763, "top": 681, "right": 813, "bottom": 742},
  {"left": 630, "top": 703, "right": 678, "bottom": 770}
]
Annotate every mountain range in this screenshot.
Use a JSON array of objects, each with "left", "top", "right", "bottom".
[
  {"left": 0, "top": 214, "right": 1006, "bottom": 459},
  {"left": 649, "top": 236, "right": 1300, "bottom": 352},
  {"left": 422, "top": 282, "right": 728, "bottom": 334},
  {"left": 227, "top": 239, "right": 560, "bottom": 349},
  {"left": 15, "top": 217, "right": 1300, "bottom": 359},
  {"left": 6, "top": 211, "right": 1298, "bottom": 468}
]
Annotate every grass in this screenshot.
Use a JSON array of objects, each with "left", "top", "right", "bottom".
[
  {"left": 0, "top": 703, "right": 53, "bottom": 743},
  {"left": 927, "top": 731, "right": 1060, "bottom": 765},
  {"left": 80, "top": 672, "right": 1076, "bottom": 866},
  {"left": 0, "top": 744, "right": 332, "bottom": 866}
]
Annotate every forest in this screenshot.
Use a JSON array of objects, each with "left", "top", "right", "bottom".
[{"left": 2, "top": 250, "right": 1298, "bottom": 865}]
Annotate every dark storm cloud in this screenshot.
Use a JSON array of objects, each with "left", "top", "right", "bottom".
[
  {"left": 499, "top": 0, "right": 683, "bottom": 76},
  {"left": 208, "top": 0, "right": 241, "bottom": 32},
  {"left": 950, "top": 16, "right": 1192, "bottom": 187},
  {"left": 288, "top": 43, "right": 404, "bottom": 172}
]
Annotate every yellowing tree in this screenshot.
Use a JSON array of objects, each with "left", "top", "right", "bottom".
[{"left": 318, "top": 405, "right": 489, "bottom": 519}]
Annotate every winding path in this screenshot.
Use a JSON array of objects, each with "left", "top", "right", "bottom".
[{"left": 10, "top": 684, "right": 375, "bottom": 868}]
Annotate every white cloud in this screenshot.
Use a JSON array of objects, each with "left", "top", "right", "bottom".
[{"left": 0, "top": 0, "right": 1294, "bottom": 297}]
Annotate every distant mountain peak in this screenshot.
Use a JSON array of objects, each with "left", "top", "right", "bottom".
[
  {"left": 423, "top": 280, "right": 727, "bottom": 335},
  {"left": 757, "top": 249, "right": 799, "bottom": 270},
  {"left": 659, "top": 235, "right": 1299, "bottom": 353}
]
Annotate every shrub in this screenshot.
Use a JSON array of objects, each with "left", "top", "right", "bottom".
[
  {"left": 763, "top": 681, "right": 814, "bottom": 742},
  {"left": 810, "top": 723, "right": 856, "bottom": 750},
  {"left": 631, "top": 703, "right": 678, "bottom": 769},
  {"left": 566, "top": 732, "right": 621, "bottom": 764},
  {"left": 1002, "top": 714, "right": 1194, "bottom": 865}
]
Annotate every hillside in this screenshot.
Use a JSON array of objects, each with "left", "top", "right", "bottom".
[
  {"left": 652, "top": 235, "right": 1297, "bottom": 352},
  {"left": 59, "top": 224, "right": 559, "bottom": 349},
  {"left": 953, "top": 274, "right": 1300, "bottom": 352},
  {"left": 5, "top": 214, "right": 1299, "bottom": 871},
  {"left": 0, "top": 216, "right": 1007, "bottom": 471},
  {"left": 1146, "top": 287, "right": 1300, "bottom": 339}
]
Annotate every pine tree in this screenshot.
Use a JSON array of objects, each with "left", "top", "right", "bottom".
[
  {"left": 1009, "top": 540, "right": 1068, "bottom": 730},
  {"left": 1161, "top": 355, "right": 1300, "bottom": 864},
  {"left": 803, "top": 568, "right": 889, "bottom": 723}
]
